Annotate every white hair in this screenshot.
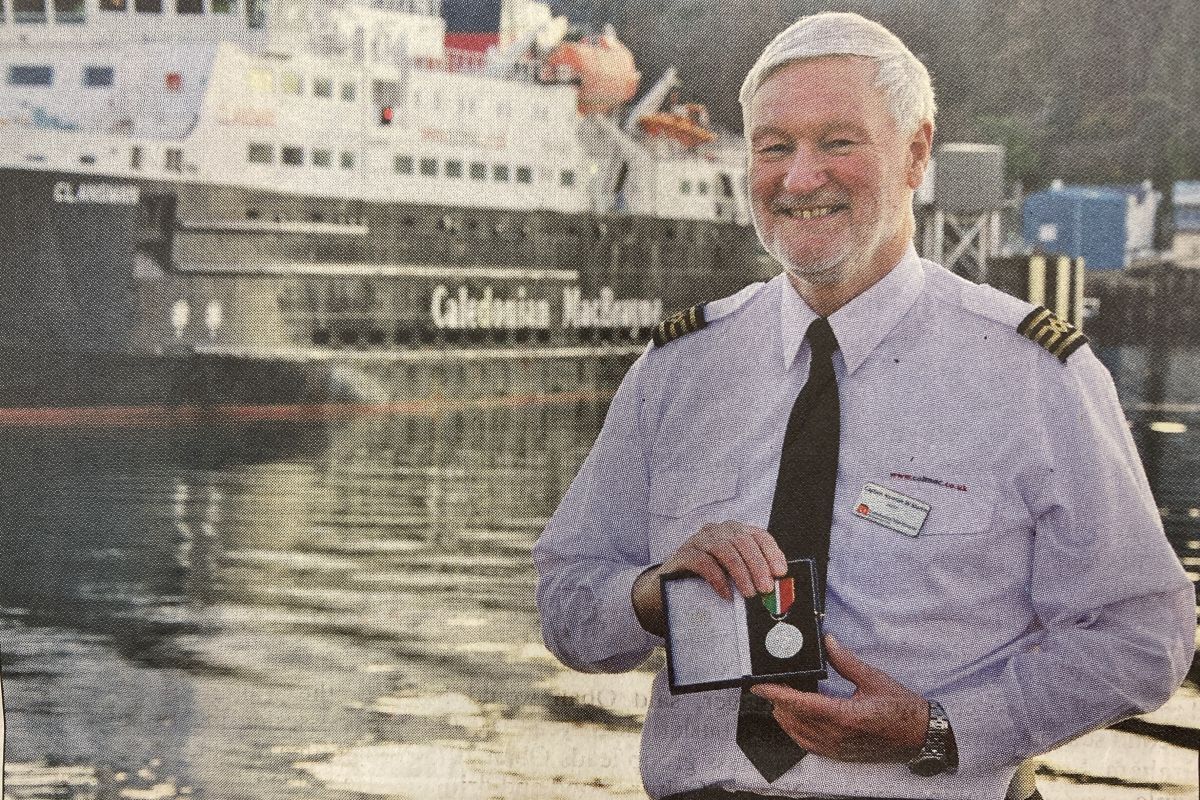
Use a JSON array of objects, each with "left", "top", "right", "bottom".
[{"left": 739, "top": 12, "right": 936, "bottom": 135}]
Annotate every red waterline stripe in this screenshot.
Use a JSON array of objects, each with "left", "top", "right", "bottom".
[{"left": 0, "top": 391, "right": 612, "bottom": 428}]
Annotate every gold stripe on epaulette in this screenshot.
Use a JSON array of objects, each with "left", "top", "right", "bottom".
[
  {"left": 652, "top": 304, "right": 707, "bottom": 347},
  {"left": 1017, "top": 305, "right": 1088, "bottom": 363}
]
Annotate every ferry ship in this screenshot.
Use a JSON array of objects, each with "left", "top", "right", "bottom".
[{"left": 0, "top": 0, "right": 764, "bottom": 409}]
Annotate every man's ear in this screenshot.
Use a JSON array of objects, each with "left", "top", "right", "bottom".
[{"left": 906, "top": 120, "right": 934, "bottom": 190}]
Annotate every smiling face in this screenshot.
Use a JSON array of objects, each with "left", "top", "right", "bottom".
[{"left": 748, "top": 56, "right": 932, "bottom": 310}]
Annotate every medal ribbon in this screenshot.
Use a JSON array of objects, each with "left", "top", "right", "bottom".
[{"left": 761, "top": 576, "right": 795, "bottom": 617}]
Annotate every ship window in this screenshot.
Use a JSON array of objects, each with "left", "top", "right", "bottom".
[
  {"left": 130, "top": 146, "right": 143, "bottom": 170},
  {"left": 445, "top": 160, "right": 463, "bottom": 179},
  {"left": 516, "top": 166, "right": 532, "bottom": 184},
  {"left": 248, "top": 142, "right": 273, "bottom": 164},
  {"left": 560, "top": 170, "right": 575, "bottom": 188},
  {"left": 165, "top": 148, "right": 183, "bottom": 172},
  {"left": 12, "top": 0, "right": 48, "bottom": 23},
  {"left": 175, "top": 0, "right": 200, "bottom": 13},
  {"left": 492, "top": 164, "right": 510, "bottom": 182},
  {"left": 211, "top": 0, "right": 232, "bottom": 12},
  {"left": 394, "top": 155, "right": 413, "bottom": 175},
  {"left": 718, "top": 172, "right": 734, "bottom": 197},
  {"left": 312, "top": 148, "right": 331, "bottom": 168},
  {"left": 246, "top": 67, "right": 273, "bottom": 93},
  {"left": 680, "top": 179, "right": 691, "bottom": 195},
  {"left": 340, "top": 151, "right": 355, "bottom": 169},
  {"left": 135, "top": 0, "right": 162, "bottom": 14},
  {"left": 280, "top": 71, "right": 302, "bottom": 96},
  {"left": 8, "top": 65, "right": 53, "bottom": 86},
  {"left": 697, "top": 180, "right": 709, "bottom": 196},
  {"left": 281, "top": 146, "right": 304, "bottom": 166},
  {"left": 54, "top": 0, "right": 85, "bottom": 24},
  {"left": 340, "top": 82, "right": 356, "bottom": 102},
  {"left": 84, "top": 67, "right": 114, "bottom": 87},
  {"left": 100, "top": 0, "right": 126, "bottom": 11},
  {"left": 469, "top": 162, "right": 486, "bottom": 181},
  {"left": 312, "top": 76, "right": 332, "bottom": 98},
  {"left": 419, "top": 158, "right": 437, "bottom": 177}
]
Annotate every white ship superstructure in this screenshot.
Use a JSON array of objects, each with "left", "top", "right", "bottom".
[{"left": 0, "top": 0, "right": 751, "bottom": 222}]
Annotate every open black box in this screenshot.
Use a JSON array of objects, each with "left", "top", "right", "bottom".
[{"left": 660, "top": 558, "right": 828, "bottom": 695}]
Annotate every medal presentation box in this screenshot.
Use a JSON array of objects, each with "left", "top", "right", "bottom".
[{"left": 661, "top": 558, "right": 827, "bottom": 695}]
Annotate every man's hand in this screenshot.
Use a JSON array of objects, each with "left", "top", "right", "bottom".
[
  {"left": 750, "top": 635, "right": 929, "bottom": 763},
  {"left": 631, "top": 522, "right": 788, "bottom": 635}
]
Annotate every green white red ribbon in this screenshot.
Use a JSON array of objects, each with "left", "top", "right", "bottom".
[{"left": 761, "top": 576, "right": 795, "bottom": 616}]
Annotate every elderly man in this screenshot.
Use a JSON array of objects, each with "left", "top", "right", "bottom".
[{"left": 533, "top": 12, "right": 1195, "bottom": 800}]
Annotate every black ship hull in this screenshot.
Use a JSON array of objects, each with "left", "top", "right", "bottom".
[{"left": 0, "top": 167, "right": 766, "bottom": 409}]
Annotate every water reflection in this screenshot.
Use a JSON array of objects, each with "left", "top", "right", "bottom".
[
  {"left": 1099, "top": 345, "right": 1200, "bottom": 595},
  {"left": 0, "top": 345, "right": 1197, "bottom": 800},
  {"left": 0, "top": 383, "right": 643, "bottom": 800}
]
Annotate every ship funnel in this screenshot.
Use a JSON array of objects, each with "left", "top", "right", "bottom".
[{"left": 444, "top": 0, "right": 502, "bottom": 52}]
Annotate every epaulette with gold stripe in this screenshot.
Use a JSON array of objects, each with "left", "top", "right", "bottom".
[
  {"left": 650, "top": 282, "right": 767, "bottom": 348},
  {"left": 1017, "top": 306, "right": 1088, "bottom": 363},
  {"left": 652, "top": 304, "right": 706, "bottom": 347}
]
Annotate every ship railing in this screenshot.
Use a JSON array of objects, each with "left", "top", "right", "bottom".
[
  {"left": 363, "top": 0, "right": 439, "bottom": 14},
  {"left": 408, "top": 46, "right": 538, "bottom": 81},
  {"left": 409, "top": 46, "right": 484, "bottom": 74}
]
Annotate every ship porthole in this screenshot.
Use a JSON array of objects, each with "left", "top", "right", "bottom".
[
  {"left": 171, "top": 299, "right": 190, "bottom": 335},
  {"left": 205, "top": 301, "right": 223, "bottom": 332}
]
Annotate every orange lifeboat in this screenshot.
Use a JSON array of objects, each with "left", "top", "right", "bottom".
[
  {"left": 540, "top": 33, "right": 641, "bottom": 115},
  {"left": 638, "top": 103, "right": 717, "bottom": 149}
]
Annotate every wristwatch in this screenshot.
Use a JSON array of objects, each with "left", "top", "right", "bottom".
[{"left": 907, "top": 699, "right": 958, "bottom": 777}]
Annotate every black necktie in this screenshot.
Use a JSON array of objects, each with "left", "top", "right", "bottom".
[{"left": 736, "top": 316, "right": 840, "bottom": 783}]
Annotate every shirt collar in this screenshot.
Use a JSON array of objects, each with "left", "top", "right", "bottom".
[{"left": 779, "top": 242, "right": 926, "bottom": 374}]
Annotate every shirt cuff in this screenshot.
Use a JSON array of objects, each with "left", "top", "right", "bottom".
[
  {"left": 933, "top": 678, "right": 1023, "bottom": 774},
  {"left": 575, "top": 563, "right": 665, "bottom": 672}
]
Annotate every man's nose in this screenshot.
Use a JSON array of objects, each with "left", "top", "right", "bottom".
[{"left": 782, "top": 147, "right": 828, "bottom": 195}]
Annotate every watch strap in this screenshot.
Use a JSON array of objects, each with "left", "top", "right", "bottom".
[{"left": 908, "top": 699, "right": 957, "bottom": 776}]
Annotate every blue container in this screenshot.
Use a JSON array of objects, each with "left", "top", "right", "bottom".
[
  {"left": 1174, "top": 181, "right": 1200, "bottom": 232},
  {"left": 1022, "top": 185, "right": 1128, "bottom": 270}
]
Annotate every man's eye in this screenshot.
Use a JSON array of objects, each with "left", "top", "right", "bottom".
[
  {"left": 756, "top": 142, "right": 790, "bottom": 155},
  {"left": 826, "top": 139, "right": 856, "bottom": 151}
]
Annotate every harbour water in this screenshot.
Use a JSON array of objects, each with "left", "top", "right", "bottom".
[{"left": 0, "top": 344, "right": 1197, "bottom": 800}]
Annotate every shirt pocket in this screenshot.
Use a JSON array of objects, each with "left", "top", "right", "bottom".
[
  {"left": 835, "top": 469, "right": 997, "bottom": 540},
  {"left": 899, "top": 480, "right": 995, "bottom": 537},
  {"left": 648, "top": 466, "right": 741, "bottom": 560},
  {"left": 832, "top": 470, "right": 1028, "bottom": 618}
]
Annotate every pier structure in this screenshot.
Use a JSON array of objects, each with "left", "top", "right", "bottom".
[
  {"left": 987, "top": 254, "right": 1087, "bottom": 329},
  {"left": 916, "top": 142, "right": 1007, "bottom": 282}
]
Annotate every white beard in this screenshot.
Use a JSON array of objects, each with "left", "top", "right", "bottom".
[{"left": 751, "top": 206, "right": 852, "bottom": 286}]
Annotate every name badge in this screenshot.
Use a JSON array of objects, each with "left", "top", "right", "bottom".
[{"left": 854, "top": 483, "right": 930, "bottom": 537}]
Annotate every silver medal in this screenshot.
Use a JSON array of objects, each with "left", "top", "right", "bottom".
[{"left": 764, "top": 621, "right": 805, "bottom": 659}]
